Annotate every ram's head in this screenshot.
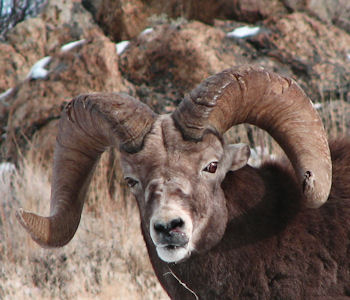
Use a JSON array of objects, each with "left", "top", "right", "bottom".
[
  {"left": 121, "top": 114, "right": 251, "bottom": 262},
  {"left": 17, "top": 66, "right": 332, "bottom": 263}
]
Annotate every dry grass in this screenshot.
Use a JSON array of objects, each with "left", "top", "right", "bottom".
[
  {"left": 0, "top": 148, "right": 167, "bottom": 300},
  {"left": 0, "top": 97, "right": 348, "bottom": 299}
]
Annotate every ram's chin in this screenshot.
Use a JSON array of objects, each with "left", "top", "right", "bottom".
[{"left": 156, "top": 245, "right": 190, "bottom": 263}]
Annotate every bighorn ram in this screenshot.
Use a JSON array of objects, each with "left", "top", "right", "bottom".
[{"left": 17, "top": 66, "right": 350, "bottom": 299}]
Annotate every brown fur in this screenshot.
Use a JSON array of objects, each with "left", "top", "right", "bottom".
[{"left": 142, "top": 138, "right": 350, "bottom": 299}]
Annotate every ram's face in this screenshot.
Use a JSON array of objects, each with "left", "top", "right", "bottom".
[{"left": 121, "top": 115, "right": 250, "bottom": 263}]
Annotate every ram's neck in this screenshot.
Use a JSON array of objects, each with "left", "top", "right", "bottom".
[
  {"left": 221, "top": 163, "right": 301, "bottom": 245},
  {"left": 222, "top": 165, "right": 266, "bottom": 220}
]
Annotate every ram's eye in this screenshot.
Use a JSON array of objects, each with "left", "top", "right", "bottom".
[
  {"left": 203, "top": 162, "right": 218, "bottom": 173},
  {"left": 125, "top": 177, "right": 138, "bottom": 188}
]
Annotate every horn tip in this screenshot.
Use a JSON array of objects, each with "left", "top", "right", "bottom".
[
  {"left": 16, "top": 208, "right": 29, "bottom": 228},
  {"left": 302, "top": 170, "right": 328, "bottom": 208},
  {"left": 16, "top": 208, "right": 52, "bottom": 247}
]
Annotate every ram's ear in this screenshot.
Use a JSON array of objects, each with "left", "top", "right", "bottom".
[{"left": 222, "top": 143, "right": 250, "bottom": 172}]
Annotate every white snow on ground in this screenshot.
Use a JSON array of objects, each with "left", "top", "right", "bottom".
[
  {"left": 27, "top": 56, "right": 51, "bottom": 79},
  {"left": 0, "top": 162, "right": 16, "bottom": 179},
  {"left": 116, "top": 41, "right": 130, "bottom": 55},
  {"left": 0, "top": 88, "right": 13, "bottom": 102},
  {"left": 60, "top": 39, "right": 86, "bottom": 52},
  {"left": 140, "top": 27, "right": 154, "bottom": 36},
  {"left": 227, "top": 26, "right": 260, "bottom": 38},
  {"left": 312, "top": 102, "right": 323, "bottom": 110}
]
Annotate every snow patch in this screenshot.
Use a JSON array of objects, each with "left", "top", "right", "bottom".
[
  {"left": 0, "top": 88, "right": 13, "bottom": 102},
  {"left": 0, "top": 162, "right": 16, "bottom": 179},
  {"left": 140, "top": 27, "right": 154, "bottom": 36},
  {"left": 347, "top": 53, "right": 350, "bottom": 61},
  {"left": 312, "top": 102, "right": 322, "bottom": 110},
  {"left": 116, "top": 41, "right": 130, "bottom": 55},
  {"left": 27, "top": 56, "right": 51, "bottom": 80},
  {"left": 227, "top": 26, "right": 260, "bottom": 38},
  {"left": 61, "top": 39, "right": 86, "bottom": 52}
]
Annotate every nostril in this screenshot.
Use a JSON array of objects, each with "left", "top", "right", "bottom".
[
  {"left": 170, "top": 218, "right": 184, "bottom": 231},
  {"left": 154, "top": 222, "right": 167, "bottom": 234}
]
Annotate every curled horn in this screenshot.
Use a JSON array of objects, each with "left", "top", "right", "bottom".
[
  {"left": 16, "top": 93, "right": 156, "bottom": 247},
  {"left": 172, "top": 66, "right": 332, "bottom": 208}
]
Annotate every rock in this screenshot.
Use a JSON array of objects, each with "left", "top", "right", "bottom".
[
  {"left": 0, "top": 0, "right": 104, "bottom": 93},
  {"left": 120, "top": 21, "right": 226, "bottom": 88},
  {"left": 249, "top": 12, "right": 350, "bottom": 101},
  {"left": 85, "top": 0, "right": 222, "bottom": 41},
  {"left": 3, "top": 18, "right": 47, "bottom": 83},
  {"left": 42, "top": 0, "right": 103, "bottom": 51},
  {"left": 220, "top": 0, "right": 287, "bottom": 23},
  {"left": 119, "top": 21, "right": 255, "bottom": 111},
  {"left": 0, "top": 44, "right": 26, "bottom": 91},
  {"left": 146, "top": 0, "right": 227, "bottom": 24},
  {"left": 6, "top": 18, "right": 47, "bottom": 66},
  {"left": 93, "top": 0, "right": 150, "bottom": 41},
  {"left": 2, "top": 1, "right": 350, "bottom": 163},
  {"left": 85, "top": 0, "right": 289, "bottom": 42},
  {"left": 84, "top": 0, "right": 294, "bottom": 43},
  {"left": 2, "top": 34, "right": 133, "bottom": 162},
  {"left": 332, "top": 0, "right": 350, "bottom": 34},
  {"left": 0, "top": 0, "right": 46, "bottom": 38},
  {"left": 284, "top": 0, "right": 350, "bottom": 34}
]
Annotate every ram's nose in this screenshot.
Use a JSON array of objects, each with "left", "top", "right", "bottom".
[
  {"left": 152, "top": 218, "right": 188, "bottom": 247},
  {"left": 154, "top": 217, "right": 184, "bottom": 234}
]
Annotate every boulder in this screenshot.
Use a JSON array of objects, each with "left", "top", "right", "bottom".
[
  {"left": 0, "top": 44, "right": 26, "bottom": 92},
  {"left": 2, "top": 1, "right": 350, "bottom": 162},
  {"left": 284, "top": 0, "right": 350, "bottom": 34},
  {"left": 0, "top": 0, "right": 46, "bottom": 38},
  {"left": 2, "top": 34, "right": 133, "bottom": 162},
  {"left": 5, "top": 18, "right": 47, "bottom": 77},
  {"left": 0, "top": 0, "right": 103, "bottom": 93},
  {"left": 119, "top": 21, "right": 256, "bottom": 111},
  {"left": 84, "top": 0, "right": 288, "bottom": 42},
  {"left": 220, "top": 0, "right": 287, "bottom": 23},
  {"left": 93, "top": 0, "right": 150, "bottom": 42},
  {"left": 249, "top": 12, "right": 350, "bottom": 101}
]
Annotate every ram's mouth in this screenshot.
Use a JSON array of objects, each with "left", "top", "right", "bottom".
[
  {"left": 156, "top": 243, "right": 190, "bottom": 263},
  {"left": 165, "top": 245, "right": 180, "bottom": 250}
]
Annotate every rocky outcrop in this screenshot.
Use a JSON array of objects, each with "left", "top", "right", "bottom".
[
  {"left": 84, "top": 0, "right": 290, "bottom": 42},
  {"left": 84, "top": 0, "right": 229, "bottom": 41},
  {"left": 119, "top": 21, "right": 231, "bottom": 110},
  {"left": 249, "top": 12, "right": 350, "bottom": 100},
  {"left": 0, "top": 0, "right": 47, "bottom": 39},
  {"left": 1, "top": 34, "right": 132, "bottom": 162},
  {"left": 284, "top": 0, "right": 350, "bottom": 34},
  {"left": 221, "top": 0, "right": 288, "bottom": 23},
  {"left": 1, "top": 0, "right": 350, "bottom": 164},
  {"left": 1, "top": 0, "right": 103, "bottom": 92}
]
